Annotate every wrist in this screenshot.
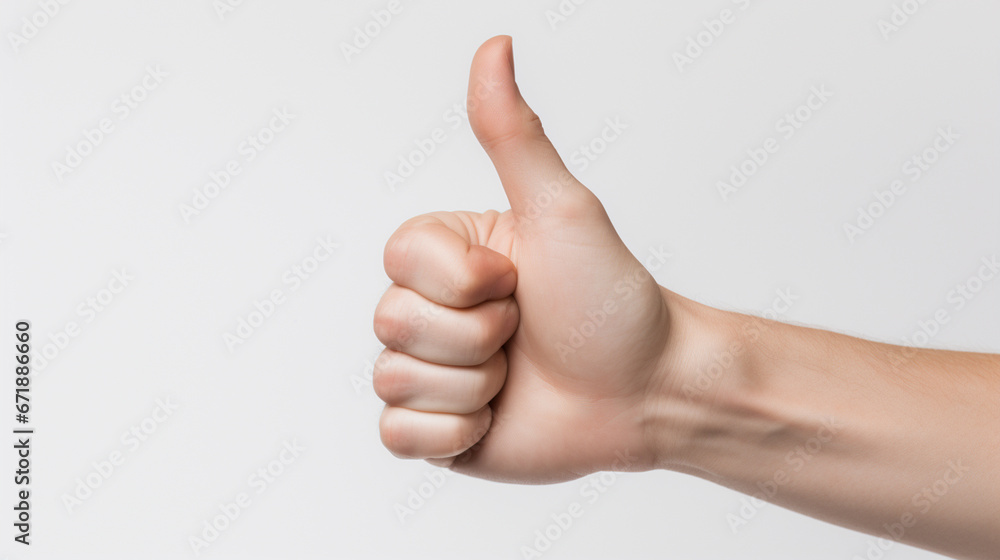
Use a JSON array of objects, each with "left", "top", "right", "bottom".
[{"left": 641, "top": 288, "right": 770, "bottom": 474}]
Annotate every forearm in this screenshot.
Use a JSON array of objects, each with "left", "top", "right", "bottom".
[{"left": 648, "top": 288, "right": 1000, "bottom": 560}]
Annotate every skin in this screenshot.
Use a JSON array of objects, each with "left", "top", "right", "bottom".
[{"left": 372, "top": 36, "right": 1000, "bottom": 560}]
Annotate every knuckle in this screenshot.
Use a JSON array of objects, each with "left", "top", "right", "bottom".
[
  {"left": 383, "top": 227, "right": 415, "bottom": 280},
  {"left": 372, "top": 351, "right": 410, "bottom": 404},
  {"left": 475, "top": 125, "right": 522, "bottom": 152},
  {"left": 477, "top": 111, "right": 542, "bottom": 152},
  {"left": 373, "top": 295, "right": 417, "bottom": 350},
  {"left": 379, "top": 409, "right": 413, "bottom": 458},
  {"left": 372, "top": 311, "right": 400, "bottom": 347},
  {"left": 555, "top": 187, "right": 605, "bottom": 222}
]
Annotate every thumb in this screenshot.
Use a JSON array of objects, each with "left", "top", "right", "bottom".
[{"left": 467, "top": 36, "right": 589, "bottom": 220}]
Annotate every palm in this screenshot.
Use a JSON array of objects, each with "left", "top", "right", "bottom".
[{"left": 453, "top": 204, "right": 669, "bottom": 483}]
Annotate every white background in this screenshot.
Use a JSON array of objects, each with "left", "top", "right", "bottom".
[{"left": 1, "top": 1, "right": 998, "bottom": 559}]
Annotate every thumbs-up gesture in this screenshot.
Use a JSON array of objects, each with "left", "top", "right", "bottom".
[
  {"left": 373, "top": 40, "right": 1000, "bottom": 554},
  {"left": 374, "top": 36, "right": 688, "bottom": 483}
]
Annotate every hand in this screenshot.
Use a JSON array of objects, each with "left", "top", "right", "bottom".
[
  {"left": 370, "top": 35, "right": 1000, "bottom": 560},
  {"left": 373, "top": 36, "right": 684, "bottom": 483}
]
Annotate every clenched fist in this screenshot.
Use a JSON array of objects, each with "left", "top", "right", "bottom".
[{"left": 372, "top": 36, "right": 697, "bottom": 484}]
